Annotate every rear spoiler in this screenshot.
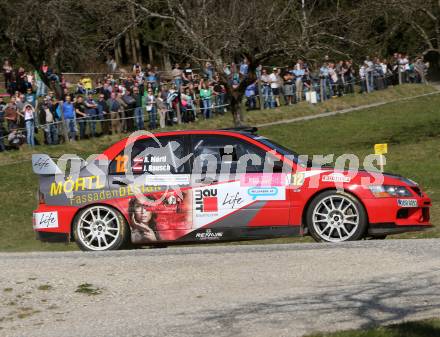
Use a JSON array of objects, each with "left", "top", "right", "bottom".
[{"left": 32, "top": 154, "right": 63, "bottom": 175}]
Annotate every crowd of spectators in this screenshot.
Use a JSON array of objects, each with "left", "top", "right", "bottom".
[{"left": 0, "top": 53, "right": 429, "bottom": 151}]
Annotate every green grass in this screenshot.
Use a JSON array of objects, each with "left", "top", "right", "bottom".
[
  {"left": 0, "top": 84, "right": 438, "bottom": 251},
  {"left": 306, "top": 318, "right": 440, "bottom": 337},
  {"left": 75, "top": 283, "right": 102, "bottom": 296}
]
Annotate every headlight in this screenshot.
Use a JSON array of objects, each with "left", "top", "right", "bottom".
[{"left": 368, "top": 185, "right": 412, "bottom": 198}]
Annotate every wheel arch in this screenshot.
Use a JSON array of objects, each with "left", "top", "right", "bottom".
[
  {"left": 70, "top": 202, "right": 129, "bottom": 242},
  {"left": 301, "top": 188, "right": 370, "bottom": 232}
]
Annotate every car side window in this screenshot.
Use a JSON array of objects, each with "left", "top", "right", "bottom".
[
  {"left": 191, "top": 135, "right": 268, "bottom": 174},
  {"left": 109, "top": 136, "right": 189, "bottom": 175}
]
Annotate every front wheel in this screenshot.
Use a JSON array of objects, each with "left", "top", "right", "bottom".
[
  {"left": 306, "top": 190, "right": 368, "bottom": 242},
  {"left": 73, "top": 205, "right": 130, "bottom": 251}
]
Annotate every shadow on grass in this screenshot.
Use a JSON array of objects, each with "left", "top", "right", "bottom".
[{"left": 390, "top": 320, "right": 440, "bottom": 337}]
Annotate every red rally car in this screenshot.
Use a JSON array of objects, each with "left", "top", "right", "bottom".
[{"left": 32, "top": 128, "right": 432, "bottom": 251}]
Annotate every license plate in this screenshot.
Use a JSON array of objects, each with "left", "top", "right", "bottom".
[{"left": 397, "top": 199, "right": 418, "bottom": 208}]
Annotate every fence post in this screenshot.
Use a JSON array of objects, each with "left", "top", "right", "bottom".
[
  {"left": 398, "top": 67, "right": 402, "bottom": 85},
  {"left": 320, "top": 78, "right": 324, "bottom": 101},
  {"left": 365, "top": 73, "right": 370, "bottom": 93},
  {"left": 421, "top": 71, "right": 428, "bottom": 85},
  {"left": 176, "top": 102, "right": 182, "bottom": 124}
]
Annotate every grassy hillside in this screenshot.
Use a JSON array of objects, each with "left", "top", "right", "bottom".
[
  {"left": 0, "top": 84, "right": 439, "bottom": 251},
  {"left": 306, "top": 318, "right": 440, "bottom": 337}
]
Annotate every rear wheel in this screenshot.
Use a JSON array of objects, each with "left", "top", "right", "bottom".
[
  {"left": 306, "top": 190, "right": 367, "bottom": 242},
  {"left": 73, "top": 205, "right": 130, "bottom": 251}
]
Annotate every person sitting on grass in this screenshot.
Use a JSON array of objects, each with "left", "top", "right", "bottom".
[{"left": 7, "top": 126, "right": 25, "bottom": 150}]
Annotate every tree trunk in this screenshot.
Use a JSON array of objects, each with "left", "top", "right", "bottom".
[
  {"left": 115, "top": 41, "right": 123, "bottom": 67},
  {"left": 230, "top": 95, "right": 243, "bottom": 127},
  {"left": 130, "top": 3, "right": 142, "bottom": 63},
  {"left": 134, "top": 32, "right": 142, "bottom": 63},
  {"left": 130, "top": 30, "right": 138, "bottom": 64},
  {"left": 148, "top": 44, "right": 154, "bottom": 64},
  {"left": 162, "top": 49, "right": 171, "bottom": 70},
  {"left": 124, "top": 35, "right": 132, "bottom": 64}
]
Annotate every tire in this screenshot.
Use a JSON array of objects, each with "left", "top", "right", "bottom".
[
  {"left": 73, "top": 205, "right": 130, "bottom": 251},
  {"left": 306, "top": 190, "right": 368, "bottom": 243}
]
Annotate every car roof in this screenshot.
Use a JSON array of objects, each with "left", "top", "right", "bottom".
[
  {"left": 99, "top": 129, "right": 259, "bottom": 160},
  {"left": 148, "top": 127, "right": 258, "bottom": 137}
]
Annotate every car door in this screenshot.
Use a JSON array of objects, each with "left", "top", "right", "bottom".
[
  {"left": 107, "top": 135, "right": 193, "bottom": 242},
  {"left": 190, "top": 134, "right": 290, "bottom": 231}
]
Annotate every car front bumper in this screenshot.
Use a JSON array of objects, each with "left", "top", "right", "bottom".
[{"left": 363, "top": 194, "right": 432, "bottom": 234}]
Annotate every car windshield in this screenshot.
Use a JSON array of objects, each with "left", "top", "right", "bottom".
[{"left": 251, "top": 136, "right": 310, "bottom": 168}]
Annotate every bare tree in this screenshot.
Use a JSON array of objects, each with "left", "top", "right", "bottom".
[
  {"left": 365, "top": 0, "right": 440, "bottom": 61},
  {"left": 0, "top": 0, "right": 100, "bottom": 98},
  {"left": 116, "top": 0, "right": 364, "bottom": 126}
]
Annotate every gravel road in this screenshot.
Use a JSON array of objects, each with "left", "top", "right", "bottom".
[{"left": 1, "top": 239, "right": 440, "bottom": 337}]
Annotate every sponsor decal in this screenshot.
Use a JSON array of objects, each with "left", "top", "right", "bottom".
[
  {"left": 33, "top": 157, "right": 50, "bottom": 171},
  {"left": 322, "top": 173, "right": 351, "bottom": 183},
  {"left": 133, "top": 155, "right": 171, "bottom": 173},
  {"left": 68, "top": 185, "right": 162, "bottom": 206},
  {"left": 397, "top": 199, "right": 418, "bottom": 208},
  {"left": 145, "top": 174, "right": 190, "bottom": 186},
  {"left": 34, "top": 211, "right": 59, "bottom": 229},
  {"left": 50, "top": 175, "right": 105, "bottom": 196},
  {"left": 248, "top": 187, "right": 279, "bottom": 200},
  {"left": 195, "top": 188, "right": 218, "bottom": 213},
  {"left": 193, "top": 181, "right": 286, "bottom": 228},
  {"left": 32, "top": 154, "right": 62, "bottom": 175},
  {"left": 240, "top": 173, "right": 286, "bottom": 187},
  {"left": 195, "top": 228, "right": 224, "bottom": 241},
  {"left": 290, "top": 172, "right": 305, "bottom": 187},
  {"left": 222, "top": 192, "right": 244, "bottom": 209},
  {"left": 115, "top": 155, "right": 128, "bottom": 173},
  {"left": 128, "top": 191, "right": 193, "bottom": 244}
]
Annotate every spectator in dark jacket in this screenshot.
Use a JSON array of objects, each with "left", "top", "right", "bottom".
[
  {"left": 133, "top": 87, "right": 144, "bottom": 130},
  {"left": 97, "top": 94, "right": 110, "bottom": 135}
]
